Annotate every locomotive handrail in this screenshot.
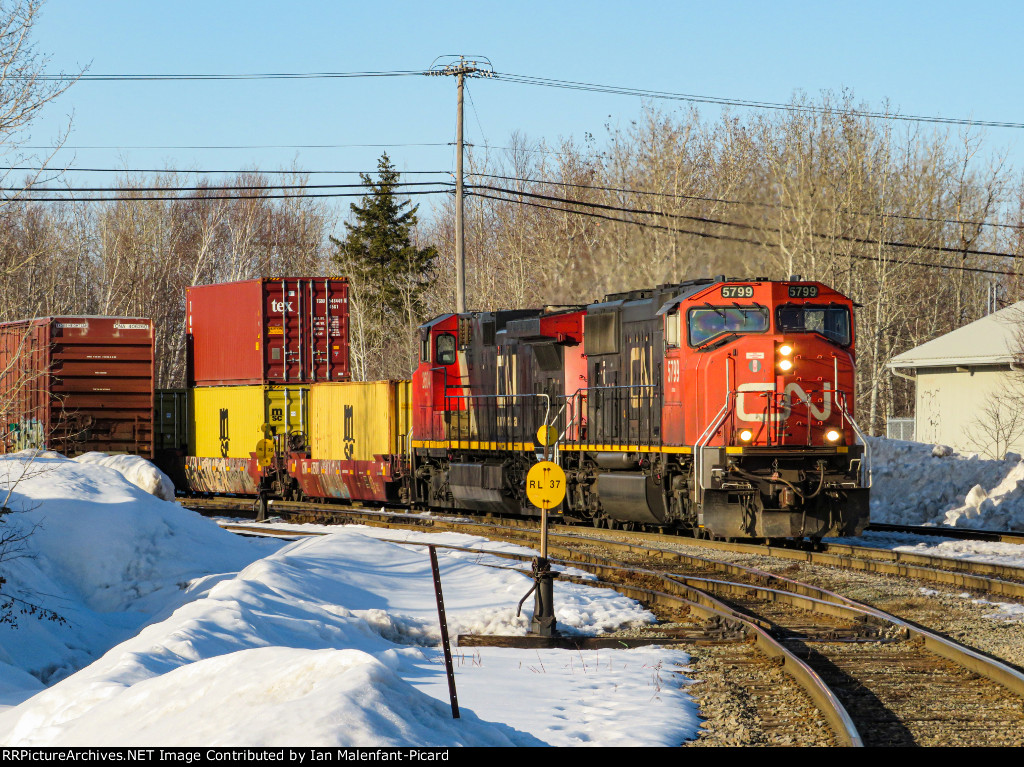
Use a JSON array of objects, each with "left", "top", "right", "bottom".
[
  {"left": 833, "top": 390, "right": 873, "bottom": 488},
  {"left": 693, "top": 394, "right": 735, "bottom": 502},
  {"left": 441, "top": 392, "right": 551, "bottom": 448},
  {"left": 693, "top": 358, "right": 733, "bottom": 502},
  {"left": 549, "top": 401, "right": 569, "bottom": 461},
  {"left": 561, "top": 391, "right": 584, "bottom": 444},
  {"left": 564, "top": 384, "right": 661, "bottom": 449}
]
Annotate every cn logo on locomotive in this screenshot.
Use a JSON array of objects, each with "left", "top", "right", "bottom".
[{"left": 736, "top": 382, "right": 833, "bottom": 422}]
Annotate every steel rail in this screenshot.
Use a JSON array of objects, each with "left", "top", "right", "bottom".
[
  {"left": 359, "top": 536, "right": 863, "bottom": 747},
  {"left": 188, "top": 495, "right": 1024, "bottom": 596},
  {"left": 866, "top": 522, "right": 1024, "bottom": 546},
  {"left": 215, "top": 508, "right": 1024, "bottom": 744},
  {"left": 211, "top": 519, "right": 863, "bottom": 746},
  {"left": 545, "top": 522, "right": 1024, "bottom": 598},
  {"left": 521, "top": 533, "right": 1024, "bottom": 705},
  {"left": 820, "top": 539, "right": 1024, "bottom": 582}
]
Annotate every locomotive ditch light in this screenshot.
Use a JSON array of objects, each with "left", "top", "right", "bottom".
[
  {"left": 776, "top": 341, "right": 794, "bottom": 372},
  {"left": 825, "top": 429, "right": 842, "bottom": 443},
  {"left": 737, "top": 428, "right": 754, "bottom": 443}
]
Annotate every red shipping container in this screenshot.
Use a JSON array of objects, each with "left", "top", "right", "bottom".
[
  {"left": 187, "top": 277, "right": 351, "bottom": 386},
  {"left": 0, "top": 316, "right": 154, "bottom": 457}
]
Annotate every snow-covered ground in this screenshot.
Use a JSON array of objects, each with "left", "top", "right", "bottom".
[
  {"left": 7, "top": 435, "right": 1024, "bottom": 746},
  {"left": 0, "top": 452, "right": 698, "bottom": 747},
  {"left": 919, "top": 588, "right": 1024, "bottom": 623},
  {"left": 868, "top": 436, "right": 1024, "bottom": 531},
  {"left": 72, "top": 451, "right": 176, "bottom": 501},
  {"left": 832, "top": 530, "right": 1024, "bottom": 569}
]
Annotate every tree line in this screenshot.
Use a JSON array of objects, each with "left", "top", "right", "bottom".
[
  {"left": 5, "top": 98, "right": 1021, "bottom": 438},
  {"left": 0, "top": 0, "right": 1018, "bottom": 437},
  {"left": 418, "top": 97, "right": 1024, "bottom": 437}
]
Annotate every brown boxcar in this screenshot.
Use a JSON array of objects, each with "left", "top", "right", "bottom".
[
  {"left": 0, "top": 316, "right": 154, "bottom": 457},
  {"left": 186, "top": 277, "right": 351, "bottom": 386}
]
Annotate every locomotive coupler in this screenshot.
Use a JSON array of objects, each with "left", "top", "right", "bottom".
[{"left": 517, "top": 556, "right": 559, "bottom": 637}]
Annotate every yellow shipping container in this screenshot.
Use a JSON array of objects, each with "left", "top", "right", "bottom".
[
  {"left": 190, "top": 385, "right": 310, "bottom": 458},
  {"left": 310, "top": 380, "right": 411, "bottom": 461}
]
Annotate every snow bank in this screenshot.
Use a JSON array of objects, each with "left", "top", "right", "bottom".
[
  {"left": 868, "top": 437, "right": 1024, "bottom": 531},
  {"left": 0, "top": 529, "right": 697, "bottom": 747},
  {"left": 72, "top": 452, "right": 176, "bottom": 501},
  {"left": 0, "top": 452, "right": 277, "bottom": 689}
]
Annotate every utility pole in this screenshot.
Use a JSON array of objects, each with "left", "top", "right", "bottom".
[{"left": 427, "top": 56, "right": 494, "bottom": 313}]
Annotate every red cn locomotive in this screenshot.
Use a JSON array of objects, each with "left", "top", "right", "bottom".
[{"left": 409, "top": 276, "right": 868, "bottom": 539}]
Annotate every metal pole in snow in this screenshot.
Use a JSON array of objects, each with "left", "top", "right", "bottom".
[{"left": 428, "top": 544, "right": 460, "bottom": 719}]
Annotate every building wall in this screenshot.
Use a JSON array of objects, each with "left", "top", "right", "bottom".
[{"left": 914, "top": 365, "right": 1024, "bottom": 457}]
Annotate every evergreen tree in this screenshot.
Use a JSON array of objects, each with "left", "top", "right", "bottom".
[
  {"left": 331, "top": 153, "right": 436, "bottom": 317},
  {"left": 330, "top": 153, "right": 437, "bottom": 379}
]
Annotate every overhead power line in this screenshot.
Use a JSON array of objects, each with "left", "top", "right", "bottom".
[
  {"left": 5, "top": 162, "right": 1016, "bottom": 233},
  {"left": 0, "top": 167, "right": 452, "bottom": 175},
  {"left": 467, "top": 189, "right": 1023, "bottom": 279},
  {"left": 1, "top": 188, "right": 453, "bottom": 203},
  {"left": 471, "top": 184, "right": 1024, "bottom": 261},
  {"left": 32, "top": 70, "right": 425, "bottom": 82},
  {"left": 14, "top": 181, "right": 451, "bottom": 193},
  {"left": 495, "top": 72, "right": 1024, "bottom": 131},
  {"left": 473, "top": 172, "right": 1024, "bottom": 232},
  {"left": 29, "top": 64, "right": 1023, "bottom": 131},
  {"left": 28, "top": 142, "right": 453, "bottom": 150}
]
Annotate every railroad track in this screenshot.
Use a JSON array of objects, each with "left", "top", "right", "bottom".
[
  {"left": 430, "top": 526, "right": 1024, "bottom": 746},
  {"left": 184, "top": 495, "right": 1024, "bottom": 597},
  {"left": 528, "top": 533, "right": 1024, "bottom": 747},
  {"left": 867, "top": 522, "right": 1024, "bottom": 546},
  {"left": 202, "top": 500, "right": 1024, "bottom": 747}
]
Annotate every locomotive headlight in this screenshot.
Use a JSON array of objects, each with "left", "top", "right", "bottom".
[
  {"left": 776, "top": 342, "right": 794, "bottom": 372},
  {"left": 825, "top": 429, "right": 841, "bottom": 442}
]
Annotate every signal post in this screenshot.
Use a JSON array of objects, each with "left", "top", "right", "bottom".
[{"left": 524, "top": 425, "right": 565, "bottom": 637}]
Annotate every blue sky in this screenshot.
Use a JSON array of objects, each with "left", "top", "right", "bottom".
[{"left": 22, "top": 0, "right": 1024, "bottom": 201}]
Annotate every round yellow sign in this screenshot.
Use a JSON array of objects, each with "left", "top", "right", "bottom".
[
  {"left": 526, "top": 461, "right": 567, "bottom": 510},
  {"left": 255, "top": 438, "right": 275, "bottom": 467},
  {"left": 536, "top": 424, "right": 559, "bottom": 447}
]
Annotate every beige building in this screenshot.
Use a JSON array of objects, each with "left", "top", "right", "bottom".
[{"left": 889, "top": 302, "right": 1024, "bottom": 458}]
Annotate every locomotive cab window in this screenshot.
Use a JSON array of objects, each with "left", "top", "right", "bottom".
[
  {"left": 436, "top": 333, "right": 457, "bottom": 365},
  {"left": 776, "top": 304, "right": 851, "bottom": 346},
  {"left": 688, "top": 306, "right": 768, "bottom": 347}
]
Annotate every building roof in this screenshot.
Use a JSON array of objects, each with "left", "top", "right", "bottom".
[{"left": 889, "top": 301, "right": 1024, "bottom": 369}]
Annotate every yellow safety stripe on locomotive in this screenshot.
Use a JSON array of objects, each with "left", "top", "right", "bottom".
[
  {"left": 412, "top": 442, "right": 847, "bottom": 455},
  {"left": 725, "top": 446, "right": 849, "bottom": 454},
  {"left": 412, "top": 440, "right": 537, "bottom": 451},
  {"left": 415, "top": 440, "right": 696, "bottom": 452},
  {"left": 559, "top": 444, "right": 693, "bottom": 454}
]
